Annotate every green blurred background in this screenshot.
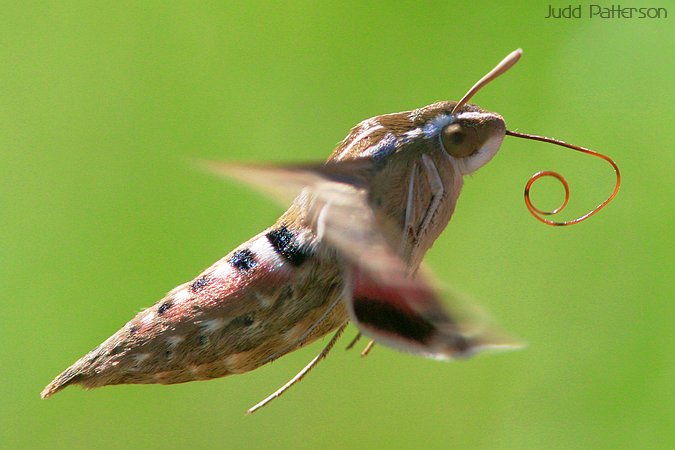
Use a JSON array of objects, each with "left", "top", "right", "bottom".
[{"left": 1, "top": 1, "right": 672, "bottom": 449}]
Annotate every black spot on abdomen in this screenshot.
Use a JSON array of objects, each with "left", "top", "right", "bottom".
[
  {"left": 266, "top": 224, "right": 310, "bottom": 266},
  {"left": 190, "top": 277, "right": 209, "bottom": 292},
  {"left": 353, "top": 297, "right": 435, "bottom": 344},
  {"left": 109, "top": 344, "right": 125, "bottom": 356},
  {"left": 158, "top": 302, "right": 172, "bottom": 314},
  {"left": 229, "top": 248, "right": 258, "bottom": 272},
  {"left": 242, "top": 313, "right": 255, "bottom": 326}
]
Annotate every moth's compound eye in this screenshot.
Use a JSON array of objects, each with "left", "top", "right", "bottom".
[
  {"left": 446, "top": 129, "right": 465, "bottom": 145},
  {"left": 441, "top": 123, "right": 476, "bottom": 159}
]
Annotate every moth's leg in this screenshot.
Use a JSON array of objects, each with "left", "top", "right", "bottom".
[
  {"left": 345, "top": 332, "right": 362, "bottom": 350},
  {"left": 345, "top": 332, "right": 374, "bottom": 356},
  {"left": 316, "top": 203, "right": 330, "bottom": 241},
  {"left": 360, "top": 340, "right": 375, "bottom": 357},
  {"left": 246, "top": 322, "right": 348, "bottom": 415},
  {"left": 399, "top": 161, "right": 418, "bottom": 253},
  {"left": 418, "top": 154, "right": 444, "bottom": 236}
]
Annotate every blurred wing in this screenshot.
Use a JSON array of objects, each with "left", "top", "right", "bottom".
[
  {"left": 314, "top": 181, "right": 516, "bottom": 359},
  {"left": 203, "top": 160, "right": 517, "bottom": 359},
  {"left": 200, "top": 159, "right": 371, "bottom": 206}
]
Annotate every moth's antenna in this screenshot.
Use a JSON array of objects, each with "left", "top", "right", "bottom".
[
  {"left": 246, "top": 323, "right": 347, "bottom": 415},
  {"left": 506, "top": 130, "right": 621, "bottom": 226},
  {"left": 451, "top": 48, "right": 522, "bottom": 115}
]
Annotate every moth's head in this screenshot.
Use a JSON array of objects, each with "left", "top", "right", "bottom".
[
  {"left": 413, "top": 101, "right": 505, "bottom": 175},
  {"left": 441, "top": 103, "right": 506, "bottom": 175}
]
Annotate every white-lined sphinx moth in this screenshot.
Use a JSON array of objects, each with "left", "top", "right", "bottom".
[{"left": 42, "top": 49, "right": 619, "bottom": 413}]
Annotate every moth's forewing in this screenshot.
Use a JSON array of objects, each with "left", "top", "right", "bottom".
[
  {"left": 205, "top": 163, "right": 516, "bottom": 359},
  {"left": 201, "top": 160, "right": 372, "bottom": 206}
]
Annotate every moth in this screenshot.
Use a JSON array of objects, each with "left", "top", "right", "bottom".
[{"left": 42, "top": 49, "right": 619, "bottom": 413}]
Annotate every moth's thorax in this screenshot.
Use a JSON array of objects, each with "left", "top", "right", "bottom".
[
  {"left": 329, "top": 101, "right": 505, "bottom": 267},
  {"left": 371, "top": 149, "right": 462, "bottom": 268}
]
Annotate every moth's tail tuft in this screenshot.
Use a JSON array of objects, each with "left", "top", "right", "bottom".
[{"left": 41, "top": 367, "right": 83, "bottom": 399}]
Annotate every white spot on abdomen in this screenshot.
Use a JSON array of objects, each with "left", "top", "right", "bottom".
[
  {"left": 254, "top": 292, "right": 274, "bottom": 308},
  {"left": 224, "top": 350, "right": 256, "bottom": 373},
  {"left": 199, "top": 318, "right": 227, "bottom": 334},
  {"left": 166, "top": 335, "right": 185, "bottom": 348},
  {"left": 141, "top": 312, "right": 154, "bottom": 325},
  {"left": 248, "top": 235, "right": 290, "bottom": 271},
  {"left": 172, "top": 288, "right": 192, "bottom": 304},
  {"left": 133, "top": 353, "right": 151, "bottom": 363},
  {"left": 210, "top": 259, "right": 235, "bottom": 278}
]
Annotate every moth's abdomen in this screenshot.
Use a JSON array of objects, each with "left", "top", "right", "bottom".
[{"left": 42, "top": 223, "right": 347, "bottom": 398}]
